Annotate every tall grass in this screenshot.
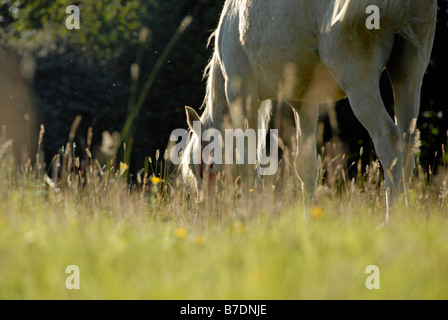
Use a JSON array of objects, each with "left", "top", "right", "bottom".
[{"left": 1, "top": 117, "right": 448, "bottom": 299}]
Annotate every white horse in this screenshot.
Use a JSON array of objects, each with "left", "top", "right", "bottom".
[{"left": 182, "top": 0, "right": 437, "bottom": 222}]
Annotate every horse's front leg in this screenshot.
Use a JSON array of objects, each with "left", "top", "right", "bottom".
[
  {"left": 290, "top": 101, "right": 319, "bottom": 220},
  {"left": 226, "top": 87, "right": 261, "bottom": 196}
]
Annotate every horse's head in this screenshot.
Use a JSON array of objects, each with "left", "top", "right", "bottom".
[{"left": 181, "top": 106, "right": 217, "bottom": 192}]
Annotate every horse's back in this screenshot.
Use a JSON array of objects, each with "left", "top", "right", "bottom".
[{"left": 215, "top": 0, "right": 436, "bottom": 102}]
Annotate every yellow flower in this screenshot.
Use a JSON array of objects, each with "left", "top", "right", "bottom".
[
  {"left": 151, "top": 176, "right": 162, "bottom": 184},
  {"left": 249, "top": 268, "right": 264, "bottom": 286},
  {"left": 233, "top": 222, "right": 245, "bottom": 234},
  {"left": 119, "top": 162, "right": 129, "bottom": 175},
  {"left": 70, "top": 218, "right": 79, "bottom": 227},
  {"left": 311, "top": 206, "right": 324, "bottom": 219},
  {"left": 193, "top": 235, "right": 204, "bottom": 245},
  {"left": 249, "top": 189, "right": 254, "bottom": 193},
  {"left": 0, "top": 218, "right": 7, "bottom": 229},
  {"left": 175, "top": 227, "right": 188, "bottom": 238}
]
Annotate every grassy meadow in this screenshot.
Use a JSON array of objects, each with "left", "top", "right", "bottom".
[
  {"left": 1, "top": 129, "right": 448, "bottom": 300},
  {"left": 0, "top": 0, "right": 447, "bottom": 303}
]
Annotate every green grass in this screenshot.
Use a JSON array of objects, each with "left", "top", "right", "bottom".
[
  {"left": 1, "top": 124, "right": 448, "bottom": 300},
  {"left": 1, "top": 157, "right": 448, "bottom": 300}
]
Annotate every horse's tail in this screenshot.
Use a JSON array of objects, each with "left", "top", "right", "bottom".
[{"left": 332, "top": 0, "right": 422, "bottom": 37}]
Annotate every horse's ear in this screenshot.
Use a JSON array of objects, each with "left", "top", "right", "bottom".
[{"left": 185, "top": 106, "right": 201, "bottom": 135}]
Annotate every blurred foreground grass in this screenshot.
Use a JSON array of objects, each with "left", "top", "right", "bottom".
[{"left": 0, "top": 136, "right": 448, "bottom": 300}]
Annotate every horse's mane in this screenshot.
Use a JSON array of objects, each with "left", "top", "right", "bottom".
[
  {"left": 199, "top": 29, "right": 228, "bottom": 130},
  {"left": 200, "top": 31, "right": 218, "bottom": 119},
  {"left": 180, "top": 30, "right": 226, "bottom": 184}
]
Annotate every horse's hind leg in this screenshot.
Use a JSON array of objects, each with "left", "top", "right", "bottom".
[
  {"left": 387, "top": 25, "right": 436, "bottom": 187},
  {"left": 321, "top": 36, "right": 403, "bottom": 223},
  {"left": 388, "top": 54, "right": 424, "bottom": 190},
  {"left": 347, "top": 80, "right": 403, "bottom": 222}
]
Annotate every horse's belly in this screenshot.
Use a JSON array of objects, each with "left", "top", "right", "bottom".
[
  {"left": 256, "top": 59, "right": 346, "bottom": 104},
  {"left": 299, "top": 62, "right": 347, "bottom": 103},
  {"left": 237, "top": 0, "right": 346, "bottom": 103}
]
